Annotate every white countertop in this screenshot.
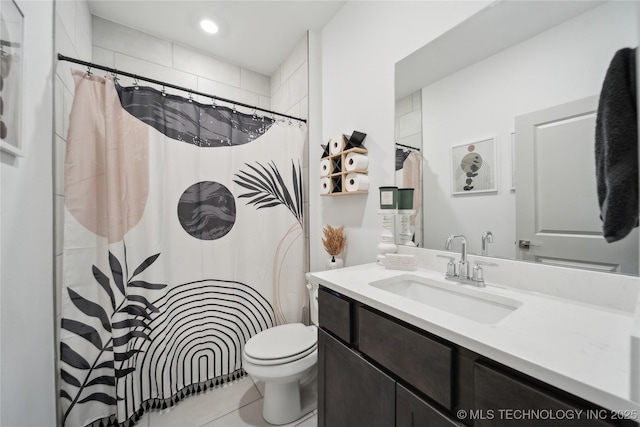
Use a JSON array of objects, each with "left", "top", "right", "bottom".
[{"left": 309, "top": 262, "right": 640, "bottom": 415}]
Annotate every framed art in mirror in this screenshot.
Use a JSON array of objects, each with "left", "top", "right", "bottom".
[
  {"left": 450, "top": 137, "right": 496, "bottom": 195},
  {"left": 0, "top": 0, "right": 24, "bottom": 157}
]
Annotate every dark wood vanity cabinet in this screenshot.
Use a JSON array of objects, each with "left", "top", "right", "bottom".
[
  {"left": 358, "top": 305, "right": 453, "bottom": 409},
  {"left": 396, "top": 383, "right": 464, "bottom": 427},
  {"left": 318, "top": 329, "right": 395, "bottom": 427},
  {"left": 317, "top": 286, "right": 638, "bottom": 427},
  {"left": 474, "top": 362, "right": 623, "bottom": 427}
]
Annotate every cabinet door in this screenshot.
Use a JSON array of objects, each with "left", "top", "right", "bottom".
[
  {"left": 318, "top": 329, "right": 395, "bottom": 427},
  {"left": 318, "top": 287, "right": 351, "bottom": 343},
  {"left": 397, "top": 383, "right": 464, "bottom": 427},
  {"left": 475, "top": 362, "right": 613, "bottom": 427},
  {"left": 358, "top": 306, "right": 453, "bottom": 409}
]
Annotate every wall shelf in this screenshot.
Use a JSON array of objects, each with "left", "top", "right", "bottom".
[{"left": 321, "top": 146, "right": 369, "bottom": 196}]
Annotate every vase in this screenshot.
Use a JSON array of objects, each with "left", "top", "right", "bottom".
[{"left": 327, "top": 254, "right": 344, "bottom": 270}]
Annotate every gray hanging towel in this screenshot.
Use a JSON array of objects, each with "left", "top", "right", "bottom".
[{"left": 595, "top": 47, "right": 638, "bottom": 243}]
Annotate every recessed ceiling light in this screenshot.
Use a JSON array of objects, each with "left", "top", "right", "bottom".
[{"left": 200, "top": 18, "right": 219, "bottom": 34}]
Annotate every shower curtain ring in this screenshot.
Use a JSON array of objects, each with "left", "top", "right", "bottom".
[
  {"left": 188, "top": 91, "right": 193, "bottom": 102},
  {"left": 161, "top": 85, "right": 166, "bottom": 97},
  {"left": 85, "top": 66, "right": 92, "bottom": 77},
  {"left": 233, "top": 104, "right": 237, "bottom": 113},
  {"left": 212, "top": 99, "right": 217, "bottom": 109},
  {"left": 134, "top": 77, "right": 140, "bottom": 89}
]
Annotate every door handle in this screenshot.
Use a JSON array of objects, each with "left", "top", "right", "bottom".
[{"left": 518, "top": 239, "right": 540, "bottom": 249}]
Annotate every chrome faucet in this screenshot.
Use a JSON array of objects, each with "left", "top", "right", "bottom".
[
  {"left": 444, "top": 234, "right": 497, "bottom": 287},
  {"left": 481, "top": 231, "right": 493, "bottom": 256},
  {"left": 445, "top": 234, "right": 469, "bottom": 280}
]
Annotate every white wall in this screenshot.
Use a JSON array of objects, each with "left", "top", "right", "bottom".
[
  {"left": 1, "top": 1, "right": 56, "bottom": 425},
  {"left": 421, "top": 1, "right": 638, "bottom": 257},
  {"left": 312, "top": 1, "right": 489, "bottom": 271}
]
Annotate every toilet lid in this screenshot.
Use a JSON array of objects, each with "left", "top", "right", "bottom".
[{"left": 244, "top": 324, "right": 317, "bottom": 361}]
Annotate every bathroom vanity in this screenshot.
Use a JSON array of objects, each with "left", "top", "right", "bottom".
[{"left": 308, "top": 251, "right": 640, "bottom": 426}]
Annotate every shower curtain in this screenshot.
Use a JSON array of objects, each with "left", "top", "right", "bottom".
[
  {"left": 59, "top": 70, "right": 307, "bottom": 427},
  {"left": 395, "top": 145, "right": 423, "bottom": 246}
]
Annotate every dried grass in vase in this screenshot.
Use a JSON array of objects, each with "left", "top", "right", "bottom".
[{"left": 322, "top": 225, "right": 346, "bottom": 256}]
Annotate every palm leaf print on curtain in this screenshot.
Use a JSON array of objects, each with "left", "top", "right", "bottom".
[
  {"left": 60, "top": 70, "right": 307, "bottom": 427},
  {"left": 234, "top": 160, "right": 304, "bottom": 325}
]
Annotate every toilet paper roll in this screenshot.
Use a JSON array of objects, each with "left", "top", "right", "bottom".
[
  {"left": 345, "top": 152, "right": 369, "bottom": 171},
  {"left": 330, "top": 134, "right": 346, "bottom": 155},
  {"left": 345, "top": 173, "right": 370, "bottom": 192},
  {"left": 320, "top": 159, "right": 331, "bottom": 177},
  {"left": 320, "top": 177, "right": 333, "bottom": 195}
]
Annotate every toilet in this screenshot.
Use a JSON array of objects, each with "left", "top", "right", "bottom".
[{"left": 242, "top": 282, "right": 319, "bottom": 425}]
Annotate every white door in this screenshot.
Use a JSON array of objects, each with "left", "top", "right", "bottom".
[{"left": 515, "top": 96, "right": 639, "bottom": 274}]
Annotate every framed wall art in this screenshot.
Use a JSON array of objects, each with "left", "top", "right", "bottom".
[
  {"left": 0, "top": 0, "right": 24, "bottom": 157},
  {"left": 450, "top": 137, "right": 497, "bottom": 195}
]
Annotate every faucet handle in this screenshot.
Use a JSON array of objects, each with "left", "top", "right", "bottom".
[
  {"left": 472, "top": 260, "right": 497, "bottom": 284},
  {"left": 437, "top": 254, "right": 457, "bottom": 277},
  {"left": 474, "top": 260, "right": 498, "bottom": 267}
]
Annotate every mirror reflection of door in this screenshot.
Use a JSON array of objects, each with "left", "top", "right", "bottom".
[{"left": 515, "top": 96, "right": 639, "bottom": 274}]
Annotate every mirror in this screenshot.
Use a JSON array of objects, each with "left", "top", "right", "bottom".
[{"left": 394, "top": 0, "right": 639, "bottom": 274}]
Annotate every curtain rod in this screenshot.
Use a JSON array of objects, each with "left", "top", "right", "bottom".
[
  {"left": 395, "top": 142, "right": 421, "bottom": 151},
  {"left": 57, "top": 54, "right": 307, "bottom": 123}
]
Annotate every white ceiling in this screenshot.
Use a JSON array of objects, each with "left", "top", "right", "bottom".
[{"left": 87, "top": 0, "right": 346, "bottom": 76}]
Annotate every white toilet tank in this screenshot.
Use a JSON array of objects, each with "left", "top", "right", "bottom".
[{"left": 306, "top": 282, "right": 319, "bottom": 326}]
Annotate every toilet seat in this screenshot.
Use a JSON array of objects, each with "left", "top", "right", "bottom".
[{"left": 244, "top": 324, "right": 317, "bottom": 366}]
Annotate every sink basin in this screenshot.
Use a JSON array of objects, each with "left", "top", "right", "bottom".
[{"left": 369, "top": 274, "right": 522, "bottom": 324}]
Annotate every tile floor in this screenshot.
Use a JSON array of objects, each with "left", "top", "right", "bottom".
[{"left": 136, "top": 376, "right": 317, "bottom": 427}]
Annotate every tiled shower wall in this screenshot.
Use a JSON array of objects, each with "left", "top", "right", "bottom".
[
  {"left": 395, "top": 91, "right": 421, "bottom": 151},
  {"left": 53, "top": 8, "right": 311, "bottom": 353}
]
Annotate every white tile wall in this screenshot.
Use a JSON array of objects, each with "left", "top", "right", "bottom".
[
  {"left": 54, "top": 135, "right": 65, "bottom": 196},
  {"left": 412, "top": 91, "right": 421, "bottom": 111},
  {"left": 281, "top": 37, "right": 308, "bottom": 84},
  {"left": 395, "top": 91, "right": 422, "bottom": 149},
  {"left": 272, "top": 81, "right": 291, "bottom": 114},
  {"left": 92, "top": 46, "right": 115, "bottom": 68},
  {"left": 92, "top": 17, "right": 275, "bottom": 116},
  {"left": 54, "top": 77, "right": 64, "bottom": 138},
  {"left": 289, "top": 62, "right": 309, "bottom": 106},
  {"left": 93, "top": 16, "right": 172, "bottom": 67},
  {"left": 241, "top": 67, "right": 271, "bottom": 97},
  {"left": 172, "top": 44, "right": 241, "bottom": 87},
  {"left": 271, "top": 36, "right": 309, "bottom": 119},
  {"left": 198, "top": 76, "right": 262, "bottom": 113},
  {"left": 113, "top": 52, "right": 198, "bottom": 94},
  {"left": 270, "top": 67, "right": 282, "bottom": 96},
  {"left": 398, "top": 109, "right": 422, "bottom": 138},
  {"left": 395, "top": 95, "right": 413, "bottom": 118}
]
